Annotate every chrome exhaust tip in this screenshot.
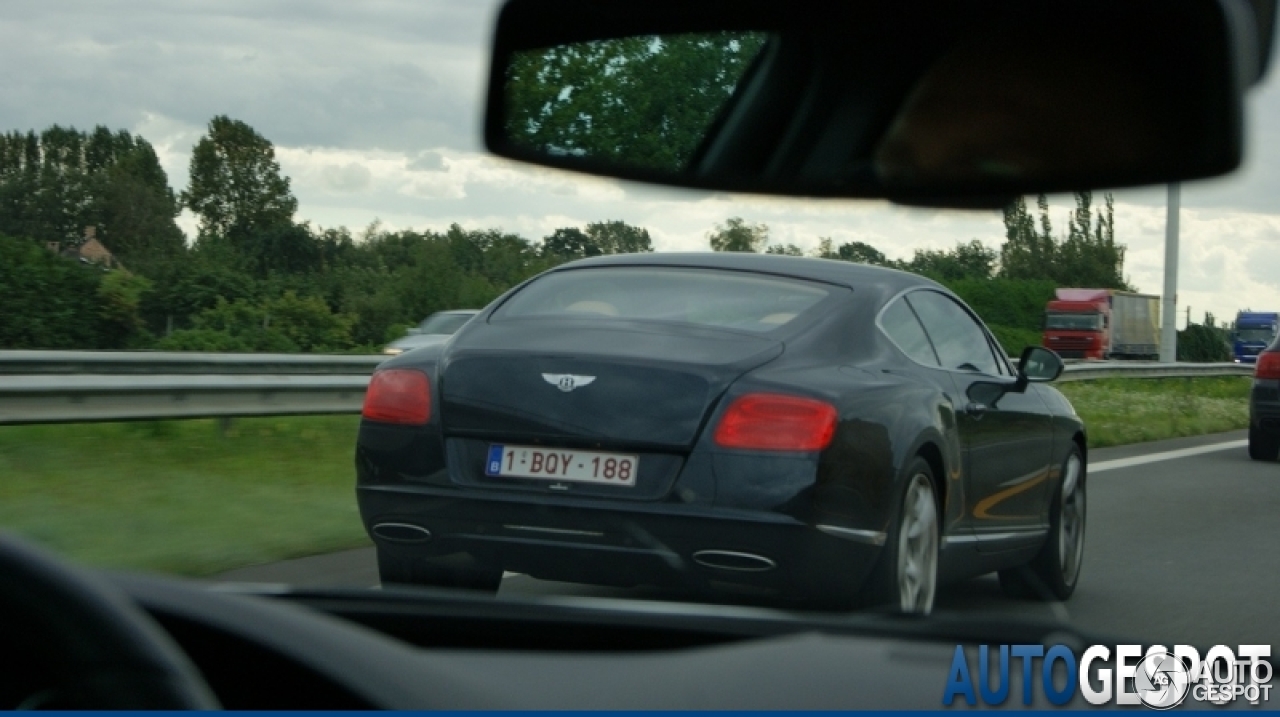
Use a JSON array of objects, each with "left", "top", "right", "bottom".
[
  {"left": 692, "top": 550, "right": 777, "bottom": 572},
  {"left": 372, "top": 522, "right": 432, "bottom": 543}
]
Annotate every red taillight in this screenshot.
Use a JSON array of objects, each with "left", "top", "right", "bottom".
[
  {"left": 1256, "top": 352, "right": 1280, "bottom": 380},
  {"left": 362, "top": 369, "right": 431, "bottom": 425},
  {"left": 713, "top": 393, "right": 837, "bottom": 452}
]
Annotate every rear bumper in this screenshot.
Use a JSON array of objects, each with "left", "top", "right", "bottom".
[
  {"left": 1251, "top": 380, "right": 1280, "bottom": 433},
  {"left": 357, "top": 484, "right": 882, "bottom": 603}
]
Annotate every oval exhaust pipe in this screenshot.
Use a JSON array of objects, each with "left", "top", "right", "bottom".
[
  {"left": 372, "top": 523, "right": 432, "bottom": 543},
  {"left": 692, "top": 550, "right": 776, "bottom": 572}
]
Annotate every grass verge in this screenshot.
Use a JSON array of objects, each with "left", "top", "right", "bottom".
[
  {"left": 0, "top": 416, "right": 369, "bottom": 577},
  {"left": 1057, "top": 376, "right": 1251, "bottom": 448},
  {"left": 0, "top": 376, "right": 1253, "bottom": 576}
]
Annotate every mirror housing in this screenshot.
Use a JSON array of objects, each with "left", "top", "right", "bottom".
[
  {"left": 966, "top": 380, "right": 1008, "bottom": 409},
  {"left": 486, "top": 0, "right": 1275, "bottom": 206},
  {"left": 1017, "top": 346, "right": 1066, "bottom": 391}
]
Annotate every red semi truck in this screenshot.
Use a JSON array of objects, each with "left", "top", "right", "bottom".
[{"left": 1042, "top": 288, "right": 1160, "bottom": 360}]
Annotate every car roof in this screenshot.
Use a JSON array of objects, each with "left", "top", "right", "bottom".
[{"left": 548, "top": 252, "right": 942, "bottom": 294}]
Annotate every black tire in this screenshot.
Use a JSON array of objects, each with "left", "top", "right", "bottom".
[
  {"left": 859, "top": 456, "right": 940, "bottom": 614},
  {"left": 1248, "top": 427, "right": 1279, "bottom": 461},
  {"left": 999, "top": 444, "right": 1086, "bottom": 601},
  {"left": 377, "top": 548, "right": 502, "bottom": 593}
]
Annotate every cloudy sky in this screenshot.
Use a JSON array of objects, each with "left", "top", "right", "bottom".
[{"left": 5, "top": 0, "right": 1280, "bottom": 327}]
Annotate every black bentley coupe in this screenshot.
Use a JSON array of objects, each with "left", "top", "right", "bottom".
[{"left": 356, "top": 252, "right": 1085, "bottom": 614}]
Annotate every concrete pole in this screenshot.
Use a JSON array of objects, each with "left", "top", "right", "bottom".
[{"left": 1160, "top": 183, "right": 1180, "bottom": 363}]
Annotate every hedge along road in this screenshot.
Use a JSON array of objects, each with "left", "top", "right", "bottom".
[{"left": 214, "top": 429, "right": 1280, "bottom": 651}]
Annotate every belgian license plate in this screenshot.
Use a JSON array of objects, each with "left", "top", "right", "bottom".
[{"left": 485, "top": 444, "right": 638, "bottom": 486}]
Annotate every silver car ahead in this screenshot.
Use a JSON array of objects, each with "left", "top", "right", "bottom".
[{"left": 382, "top": 310, "right": 480, "bottom": 356}]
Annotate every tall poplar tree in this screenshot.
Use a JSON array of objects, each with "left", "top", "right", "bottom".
[{"left": 182, "top": 116, "right": 297, "bottom": 249}]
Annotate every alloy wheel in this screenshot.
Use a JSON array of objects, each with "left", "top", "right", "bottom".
[
  {"left": 897, "top": 473, "right": 938, "bottom": 614},
  {"left": 1057, "top": 453, "right": 1086, "bottom": 587}
]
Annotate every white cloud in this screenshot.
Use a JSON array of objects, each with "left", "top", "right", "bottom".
[
  {"left": 406, "top": 151, "right": 446, "bottom": 172},
  {"left": 321, "top": 163, "right": 373, "bottom": 192}
]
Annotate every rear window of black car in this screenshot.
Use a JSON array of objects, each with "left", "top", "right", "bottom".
[{"left": 493, "top": 267, "right": 832, "bottom": 333}]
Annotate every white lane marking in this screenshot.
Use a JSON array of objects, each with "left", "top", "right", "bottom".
[{"left": 1090, "top": 439, "right": 1247, "bottom": 473}]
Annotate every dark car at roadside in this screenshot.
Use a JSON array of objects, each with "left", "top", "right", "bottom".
[
  {"left": 1248, "top": 334, "right": 1280, "bottom": 459},
  {"left": 355, "top": 253, "right": 1085, "bottom": 614}
]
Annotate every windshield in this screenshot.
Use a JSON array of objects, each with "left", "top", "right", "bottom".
[
  {"left": 1236, "top": 327, "right": 1274, "bottom": 343},
  {"left": 493, "top": 267, "right": 831, "bottom": 332},
  {"left": 419, "top": 313, "right": 474, "bottom": 334},
  {"left": 4, "top": 1, "right": 1280, "bottom": 707},
  {"left": 1045, "top": 312, "right": 1103, "bottom": 330}
]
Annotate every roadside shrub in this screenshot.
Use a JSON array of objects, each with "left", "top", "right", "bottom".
[
  {"left": 154, "top": 328, "right": 251, "bottom": 352},
  {"left": 989, "top": 325, "right": 1043, "bottom": 358},
  {"left": 96, "top": 270, "right": 154, "bottom": 349},
  {"left": 1178, "top": 324, "right": 1231, "bottom": 363},
  {"left": 0, "top": 234, "right": 103, "bottom": 349},
  {"left": 168, "top": 292, "right": 353, "bottom": 353},
  {"left": 945, "top": 278, "right": 1057, "bottom": 333}
]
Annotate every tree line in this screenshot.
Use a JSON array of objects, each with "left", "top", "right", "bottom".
[
  {"left": 1, "top": 117, "right": 1132, "bottom": 356},
  {"left": 0, "top": 117, "right": 665, "bottom": 353}
]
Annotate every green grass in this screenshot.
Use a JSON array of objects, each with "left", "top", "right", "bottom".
[
  {"left": 0, "top": 376, "right": 1253, "bottom": 576},
  {"left": 0, "top": 416, "right": 370, "bottom": 576},
  {"left": 1058, "top": 376, "right": 1251, "bottom": 448}
]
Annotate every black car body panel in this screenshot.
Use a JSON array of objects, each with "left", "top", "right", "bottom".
[
  {"left": 439, "top": 319, "right": 785, "bottom": 449},
  {"left": 357, "top": 253, "right": 1085, "bottom": 606}
]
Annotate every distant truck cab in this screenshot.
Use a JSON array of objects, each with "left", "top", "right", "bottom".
[
  {"left": 1233, "top": 311, "right": 1279, "bottom": 364},
  {"left": 1042, "top": 288, "right": 1160, "bottom": 360}
]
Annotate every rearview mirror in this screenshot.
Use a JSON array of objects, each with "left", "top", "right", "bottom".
[{"left": 486, "top": 0, "right": 1274, "bottom": 205}]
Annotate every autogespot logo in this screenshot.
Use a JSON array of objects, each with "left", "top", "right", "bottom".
[
  {"left": 1134, "top": 650, "right": 1192, "bottom": 709},
  {"left": 943, "top": 644, "right": 1273, "bottom": 708}
]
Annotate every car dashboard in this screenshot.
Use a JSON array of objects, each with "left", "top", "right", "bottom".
[{"left": 83, "top": 572, "right": 1107, "bottom": 710}]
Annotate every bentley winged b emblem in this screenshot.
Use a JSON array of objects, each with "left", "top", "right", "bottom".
[{"left": 542, "top": 373, "right": 596, "bottom": 393}]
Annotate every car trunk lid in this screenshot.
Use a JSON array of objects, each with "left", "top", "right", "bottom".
[{"left": 439, "top": 319, "right": 783, "bottom": 450}]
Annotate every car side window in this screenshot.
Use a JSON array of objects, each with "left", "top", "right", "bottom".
[
  {"left": 906, "top": 291, "right": 1001, "bottom": 375},
  {"left": 879, "top": 297, "right": 939, "bottom": 366},
  {"left": 984, "top": 330, "right": 1013, "bottom": 376}
]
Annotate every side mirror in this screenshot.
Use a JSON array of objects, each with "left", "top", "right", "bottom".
[
  {"left": 964, "top": 347, "right": 1064, "bottom": 410},
  {"left": 1017, "top": 346, "right": 1065, "bottom": 390}
]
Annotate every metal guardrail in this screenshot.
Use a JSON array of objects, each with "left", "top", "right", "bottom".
[
  {"left": 0, "top": 374, "right": 371, "bottom": 424},
  {"left": 1056, "top": 361, "right": 1253, "bottom": 382},
  {"left": 0, "top": 351, "right": 384, "bottom": 424},
  {"left": 0, "top": 350, "right": 383, "bottom": 375},
  {"left": 0, "top": 352, "right": 1256, "bottom": 425}
]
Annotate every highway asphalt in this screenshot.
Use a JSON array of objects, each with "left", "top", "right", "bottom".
[{"left": 216, "top": 429, "right": 1278, "bottom": 649}]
